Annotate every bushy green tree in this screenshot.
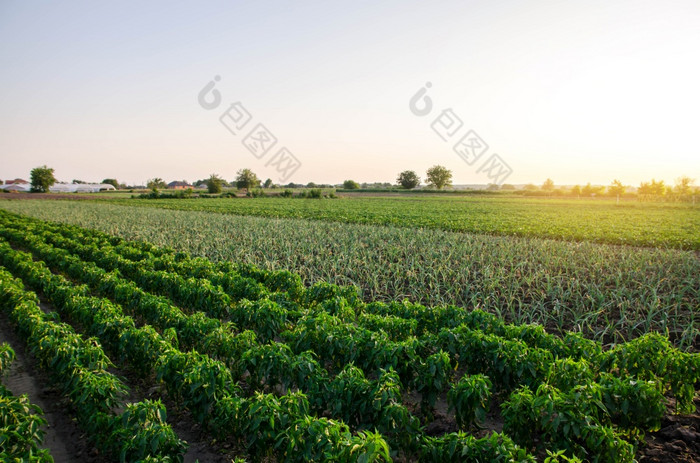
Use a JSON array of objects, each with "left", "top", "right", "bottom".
[
  {"left": 607, "top": 179, "right": 626, "bottom": 197},
  {"left": 30, "top": 165, "right": 56, "bottom": 192},
  {"left": 343, "top": 180, "right": 360, "bottom": 189},
  {"left": 206, "top": 174, "right": 223, "bottom": 194},
  {"left": 581, "top": 183, "right": 605, "bottom": 197},
  {"left": 147, "top": 178, "right": 167, "bottom": 190},
  {"left": 102, "top": 178, "right": 119, "bottom": 188},
  {"left": 236, "top": 168, "right": 260, "bottom": 190},
  {"left": 426, "top": 165, "right": 452, "bottom": 189},
  {"left": 397, "top": 170, "right": 420, "bottom": 189}
]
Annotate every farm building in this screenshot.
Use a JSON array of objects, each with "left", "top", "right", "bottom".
[
  {"left": 168, "top": 181, "right": 192, "bottom": 189},
  {"left": 4, "top": 178, "right": 29, "bottom": 185}
]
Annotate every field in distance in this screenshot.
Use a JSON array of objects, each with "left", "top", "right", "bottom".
[{"left": 99, "top": 195, "right": 700, "bottom": 250}]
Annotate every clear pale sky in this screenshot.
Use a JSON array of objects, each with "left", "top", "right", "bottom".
[{"left": 1, "top": 0, "right": 698, "bottom": 186}]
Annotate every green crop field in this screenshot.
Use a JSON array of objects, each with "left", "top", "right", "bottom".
[
  {"left": 0, "top": 207, "right": 698, "bottom": 462},
  {"left": 1, "top": 199, "right": 698, "bottom": 350},
  {"left": 97, "top": 195, "right": 700, "bottom": 250}
]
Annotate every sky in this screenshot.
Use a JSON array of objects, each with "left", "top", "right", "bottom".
[{"left": 1, "top": 0, "right": 699, "bottom": 187}]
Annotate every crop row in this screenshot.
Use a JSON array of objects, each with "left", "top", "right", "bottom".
[{"left": 0, "top": 266, "right": 187, "bottom": 462}]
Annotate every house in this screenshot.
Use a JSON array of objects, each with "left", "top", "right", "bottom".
[
  {"left": 5, "top": 178, "right": 29, "bottom": 185},
  {"left": 167, "top": 181, "right": 192, "bottom": 190}
]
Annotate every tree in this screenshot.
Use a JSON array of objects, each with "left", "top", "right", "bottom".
[
  {"left": 72, "top": 179, "right": 86, "bottom": 184},
  {"left": 500, "top": 184, "right": 516, "bottom": 190},
  {"left": 343, "top": 180, "right": 360, "bottom": 189},
  {"left": 570, "top": 185, "right": 581, "bottom": 196},
  {"left": 523, "top": 183, "right": 538, "bottom": 191},
  {"left": 102, "top": 179, "right": 119, "bottom": 189},
  {"left": 263, "top": 178, "right": 273, "bottom": 189},
  {"left": 673, "top": 176, "right": 695, "bottom": 195},
  {"left": 397, "top": 170, "right": 420, "bottom": 189},
  {"left": 652, "top": 179, "right": 666, "bottom": 195},
  {"left": 426, "top": 165, "right": 452, "bottom": 189},
  {"left": 486, "top": 184, "right": 500, "bottom": 191},
  {"left": 639, "top": 179, "right": 666, "bottom": 196},
  {"left": 542, "top": 178, "right": 555, "bottom": 192},
  {"left": 607, "top": 179, "right": 625, "bottom": 197},
  {"left": 30, "top": 165, "right": 56, "bottom": 193},
  {"left": 206, "top": 174, "right": 223, "bottom": 194},
  {"left": 582, "top": 183, "right": 605, "bottom": 197},
  {"left": 147, "top": 178, "right": 167, "bottom": 190},
  {"left": 236, "top": 168, "right": 260, "bottom": 190}
]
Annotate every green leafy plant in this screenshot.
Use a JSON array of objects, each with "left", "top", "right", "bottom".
[{"left": 447, "top": 373, "right": 492, "bottom": 429}]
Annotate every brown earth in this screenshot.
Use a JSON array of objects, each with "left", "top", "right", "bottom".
[{"left": 638, "top": 397, "right": 700, "bottom": 463}]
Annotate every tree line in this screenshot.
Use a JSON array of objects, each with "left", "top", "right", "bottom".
[{"left": 11, "top": 165, "right": 698, "bottom": 200}]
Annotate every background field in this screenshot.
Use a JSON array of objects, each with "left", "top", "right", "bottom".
[
  {"left": 1, "top": 198, "right": 698, "bottom": 349},
  {"left": 99, "top": 196, "right": 700, "bottom": 250}
]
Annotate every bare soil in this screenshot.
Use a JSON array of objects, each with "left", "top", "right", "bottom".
[{"left": 638, "top": 396, "right": 700, "bottom": 463}]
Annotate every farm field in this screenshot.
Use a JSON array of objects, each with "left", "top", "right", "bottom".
[
  {"left": 1, "top": 199, "right": 698, "bottom": 350},
  {"left": 98, "top": 195, "right": 700, "bottom": 250},
  {"left": 0, "top": 208, "right": 698, "bottom": 462}
]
